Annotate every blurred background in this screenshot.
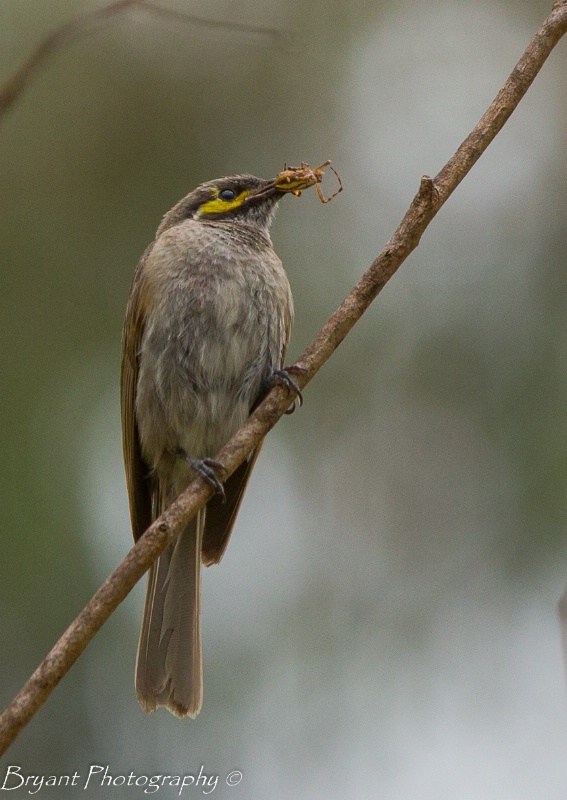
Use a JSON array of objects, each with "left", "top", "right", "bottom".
[{"left": 1, "top": 0, "right": 567, "bottom": 796}]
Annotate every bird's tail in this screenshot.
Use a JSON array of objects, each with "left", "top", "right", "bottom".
[{"left": 135, "top": 499, "right": 204, "bottom": 718}]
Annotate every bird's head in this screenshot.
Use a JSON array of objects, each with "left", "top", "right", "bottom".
[{"left": 156, "top": 162, "right": 338, "bottom": 237}]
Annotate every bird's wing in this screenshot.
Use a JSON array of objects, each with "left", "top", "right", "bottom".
[
  {"left": 201, "top": 448, "right": 262, "bottom": 566},
  {"left": 121, "top": 247, "right": 153, "bottom": 542}
]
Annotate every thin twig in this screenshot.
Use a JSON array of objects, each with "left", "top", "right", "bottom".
[
  {"left": 1, "top": 0, "right": 567, "bottom": 756},
  {"left": 0, "top": 0, "right": 282, "bottom": 122}
]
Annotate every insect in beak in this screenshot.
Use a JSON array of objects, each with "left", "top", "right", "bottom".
[{"left": 273, "top": 160, "right": 343, "bottom": 203}]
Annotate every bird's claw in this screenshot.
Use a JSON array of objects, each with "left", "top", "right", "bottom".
[
  {"left": 271, "top": 365, "right": 306, "bottom": 413},
  {"left": 177, "top": 451, "right": 227, "bottom": 502}
]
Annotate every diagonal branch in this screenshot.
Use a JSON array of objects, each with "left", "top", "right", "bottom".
[
  {"left": 0, "top": 0, "right": 282, "bottom": 122},
  {"left": 1, "top": 0, "right": 567, "bottom": 757}
]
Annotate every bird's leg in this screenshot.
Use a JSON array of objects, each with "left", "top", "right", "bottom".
[
  {"left": 269, "top": 364, "right": 307, "bottom": 414},
  {"left": 176, "top": 450, "right": 227, "bottom": 501}
]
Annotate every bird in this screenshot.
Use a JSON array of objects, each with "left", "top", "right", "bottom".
[{"left": 121, "top": 168, "right": 310, "bottom": 718}]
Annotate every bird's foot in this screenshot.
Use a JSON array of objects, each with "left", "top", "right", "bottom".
[
  {"left": 270, "top": 364, "right": 306, "bottom": 414},
  {"left": 177, "top": 451, "right": 227, "bottom": 502}
]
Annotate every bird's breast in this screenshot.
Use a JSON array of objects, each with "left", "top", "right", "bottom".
[{"left": 135, "top": 222, "right": 292, "bottom": 464}]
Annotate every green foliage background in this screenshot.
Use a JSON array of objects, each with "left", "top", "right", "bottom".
[{"left": 1, "top": 1, "right": 566, "bottom": 797}]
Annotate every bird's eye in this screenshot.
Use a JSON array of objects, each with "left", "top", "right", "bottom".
[{"left": 219, "top": 188, "right": 237, "bottom": 201}]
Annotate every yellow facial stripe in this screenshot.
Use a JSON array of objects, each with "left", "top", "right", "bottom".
[{"left": 197, "top": 189, "right": 251, "bottom": 217}]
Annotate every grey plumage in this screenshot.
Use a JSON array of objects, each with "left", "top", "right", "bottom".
[{"left": 121, "top": 174, "right": 293, "bottom": 717}]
